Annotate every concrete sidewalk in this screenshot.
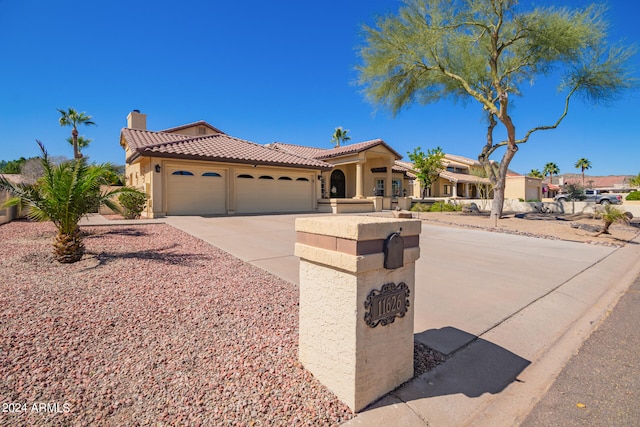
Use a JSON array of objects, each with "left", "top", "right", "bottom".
[{"left": 86, "top": 213, "right": 640, "bottom": 425}]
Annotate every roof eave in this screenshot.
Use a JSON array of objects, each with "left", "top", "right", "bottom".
[{"left": 137, "top": 150, "right": 333, "bottom": 171}]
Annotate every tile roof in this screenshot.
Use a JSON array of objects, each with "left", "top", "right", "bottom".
[
  {"left": 160, "top": 120, "right": 225, "bottom": 135},
  {"left": 315, "top": 139, "right": 402, "bottom": 160},
  {"left": 269, "top": 139, "right": 402, "bottom": 161},
  {"left": 439, "top": 170, "right": 491, "bottom": 185},
  {"left": 267, "top": 142, "right": 327, "bottom": 159},
  {"left": 121, "top": 128, "right": 333, "bottom": 170},
  {"left": 444, "top": 154, "right": 480, "bottom": 166},
  {"left": 562, "top": 175, "right": 632, "bottom": 189}
]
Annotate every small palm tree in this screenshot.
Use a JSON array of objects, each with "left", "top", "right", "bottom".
[
  {"left": 331, "top": 126, "right": 351, "bottom": 148},
  {"left": 65, "top": 135, "right": 93, "bottom": 155},
  {"left": 528, "top": 169, "right": 543, "bottom": 179},
  {"left": 575, "top": 158, "right": 592, "bottom": 187},
  {"left": 543, "top": 162, "right": 560, "bottom": 184},
  {"left": 0, "top": 141, "right": 142, "bottom": 263},
  {"left": 58, "top": 108, "right": 96, "bottom": 159},
  {"left": 595, "top": 204, "right": 630, "bottom": 236}
]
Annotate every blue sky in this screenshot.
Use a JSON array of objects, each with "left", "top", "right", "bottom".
[{"left": 1, "top": 0, "right": 638, "bottom": 176}]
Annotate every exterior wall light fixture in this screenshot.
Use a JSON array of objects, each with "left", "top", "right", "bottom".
[{"left": 155, "top": 164, "right": 161, "bottom": 173}]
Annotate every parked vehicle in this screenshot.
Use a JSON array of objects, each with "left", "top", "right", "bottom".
[{"left": 554, "top": 189, "right": 623, "bottom": 205}]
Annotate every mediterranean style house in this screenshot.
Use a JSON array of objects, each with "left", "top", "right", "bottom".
[
  {"left": 120, "top": 111, "right": 414, "bottom": 217},
  {"left": 120, "top": 110, "right": 541, "bottom": 217}
]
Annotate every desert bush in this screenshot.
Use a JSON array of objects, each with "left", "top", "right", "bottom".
[
  {"left": 118, "top": 191, "right": 147, "bottom": 219},
  {"left": 410, "top": 203, "right": 431, "bottom": 212}
]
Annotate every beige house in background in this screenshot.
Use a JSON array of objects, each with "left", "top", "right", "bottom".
[
  {"left": 413, "top": 154, "right": 493, "bottom": 198},
  {"left": 120, "top": 111, "right": 415, "bottom": 217},
  {"left": 505, "top": 173, "right": 543, "bottom": 201},
  {"left": 411, "top": 154, "right": 542, "bottom": 201}
]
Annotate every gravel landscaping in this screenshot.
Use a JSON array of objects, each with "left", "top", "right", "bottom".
[
  {"left": 0, "top": 221, "right": 355, "bottom": 426},
  {"left": 0, "top": 220, "right": 445, "bottom": 426}
]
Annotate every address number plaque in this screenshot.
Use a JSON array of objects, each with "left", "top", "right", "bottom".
[{"left": 364, "top": 282, "right": 410, "bottom": 328}]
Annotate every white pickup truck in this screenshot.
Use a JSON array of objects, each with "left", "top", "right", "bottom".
[{"left": 554, "top": 189, "right": 623, "bottom": 205}]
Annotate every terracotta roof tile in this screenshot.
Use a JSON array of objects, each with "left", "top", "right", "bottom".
[
  {"left": 267, "top": 142, "right": 327, "bottom": 159},
  {"left": 315, "top": 139, "right": 402, "bottom": 160},
  {"left": 160, "top": 120, "right": 225, "bottom": 134},
  {"left": 440, "top": 170, "right": 490, "bottom": 184},
  {"left": 122, "top": 128, "right": 333, "bottom": 170}
]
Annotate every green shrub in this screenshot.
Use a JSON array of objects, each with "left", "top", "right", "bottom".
[
  {"left": 118, "top": 190, "right": 147, "bottom": 219},
  {"left": 625, "top": 191, "right": 640, "bottom": 201},
  {"left": 526, "top": 199, "right": 541, "bottom": 202},
  {"left": 430, "top": 201, "right": 461, "bottom": 212},
  {"left": 410, "top": 203, "right": 431, "bottom": 212}
]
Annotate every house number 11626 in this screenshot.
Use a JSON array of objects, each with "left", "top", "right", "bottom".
[{"left": 364, "top": 282, "right": 410, "bottom": 328}]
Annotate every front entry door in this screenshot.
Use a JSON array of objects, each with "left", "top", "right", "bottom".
[{"left": 330, "top": 170, "right": 346, "bottom": 198}]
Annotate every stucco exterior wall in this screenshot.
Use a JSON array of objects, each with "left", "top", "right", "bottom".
[
  {"left": 136, "top": 157, "right": 320, "bottom": 217},
  {"left": 505, "top": 176, "right": 542, "bottom": 201}
]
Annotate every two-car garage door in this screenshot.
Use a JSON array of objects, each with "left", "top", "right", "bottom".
[
  {"left": 166, "top": 166, "right": 313, "bottom": 215},
  {"left": 235, "top": 173, "right": 313, "bottom": 214}
]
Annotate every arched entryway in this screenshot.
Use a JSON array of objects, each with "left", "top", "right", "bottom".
[{"left": 330, "top": 169, "right": 346, "bottom": 198}]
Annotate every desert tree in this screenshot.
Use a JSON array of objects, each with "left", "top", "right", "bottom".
[
  {"left": 58, "top": 108, "right": 96, "bottom": 159},
  {"left": 357, "top": 0, "right": 636, "bottom": 221},
  {"left": 331, "top": 127, "right": 351, "bottom": 148},
  {"left": 408, "top": 146, "right": 445, "bottom": 197}
]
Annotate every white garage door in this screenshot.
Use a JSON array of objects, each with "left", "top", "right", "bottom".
[
  {"left": 166, "top": 167, "right": 226, "bottom": 215},
  {"left": 235, "top": 173, "right": 313, "bottom": 214}
]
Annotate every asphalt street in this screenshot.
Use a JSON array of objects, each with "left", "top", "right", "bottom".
[{"left": 522, "top": 275, "right": 640, "bottom": 426}]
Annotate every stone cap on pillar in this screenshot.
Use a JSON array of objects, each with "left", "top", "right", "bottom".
[{"left": 295, "top": 216, "right": 421, "bottom": 274}]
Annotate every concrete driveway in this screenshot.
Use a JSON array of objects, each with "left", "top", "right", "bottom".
[
  {"left": 165, "top": 213, "right": 640, "bottom": 425},
  {"left": 164, "top": 213, "right": 617, "bottom": 354}
]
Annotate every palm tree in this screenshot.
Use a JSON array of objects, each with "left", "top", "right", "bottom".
[
  {"left": 528, "top": 169, "right": 543, "bottom": 179},
  {"left": 574, "top": 158, "right": 592, "bottom": 187},
  {"left": 595, "top": 204, "right": 630, "bottom": 236},
  {"left": 0, "top": 141, "right": 142, "bottom": 263},
  {"left": 331, "top": 126, "right": 351, "bottom": 148},
  {"left": 58, "top": 108, "right": 96, "bottom": 159},
  {"left": 65, "top": 135, "right": 93, "bottom": 155},
  {"left": 543, "top": 162, "right": 560, "bottom": 185}
]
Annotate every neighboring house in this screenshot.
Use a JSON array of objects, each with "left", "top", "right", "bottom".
[
  {"left": 412, "top": 154, "right": 493, "bottom": 199},
  {"left": 120, "top": 111, "right": 415, "bottom": 217},
  {"left": 558, "top": 175, "right": 633, "bottom": 192},
  {"left": 505, "top": 173, "right": 543, "bottom": 201},
  {"left": 0, "top": 174, "right": 27, "bottom": 225}
]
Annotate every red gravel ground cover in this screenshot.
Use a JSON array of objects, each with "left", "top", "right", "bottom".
[{"left": 0, "top": 221, "right": 354, "bottom": 426}]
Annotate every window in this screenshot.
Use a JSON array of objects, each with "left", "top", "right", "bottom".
[
  {"left": 296, "top": 177, "right": 310, "bottom": 182},
  {"left": 237, "top": 174, "right": 254, "bottom": 179},
  {"left": 444, "top": 184, "right": 452, "bottom": 196},
  {"left": 198, "top": 126, "right": 207, "bottom": 135},
  {"left": 172, "top": 170, "right": 194, "bottom": 176},
  {"left": 202, "top": 172, "right": 221, "bottom": 177},
  {"left": 278, "top": 176, "right": 293, "bottom": 181},
  {"left": 392, "top": 179, "right": 402, "bottom": 197},
  {"left": 375, "top": 179, "right": 384, "bottom": 196},
  {"left": 259, "top": 175, "right": 274, "bottom": 180}
]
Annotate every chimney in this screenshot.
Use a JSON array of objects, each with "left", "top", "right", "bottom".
[{"left": 127, "top": 110, "right": 147, "bottom": 130}]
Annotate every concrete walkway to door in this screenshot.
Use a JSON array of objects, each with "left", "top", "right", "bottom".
[{"left": 163, "top": 213, "right": 640, "bottom": 426}]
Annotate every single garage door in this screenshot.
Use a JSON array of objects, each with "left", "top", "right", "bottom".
[
  {"left": 235, "top": 173, "right": 313, "bottom": 214},
  {"left": 166, "top": 167, "right": 226, "bottom": 215}
]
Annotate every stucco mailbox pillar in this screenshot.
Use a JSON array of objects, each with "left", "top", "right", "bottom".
[{"left": 295, "top": 216, "right": 421, "bottom": 412}]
